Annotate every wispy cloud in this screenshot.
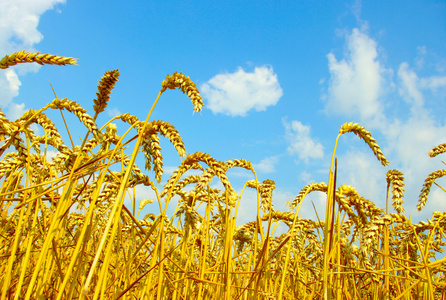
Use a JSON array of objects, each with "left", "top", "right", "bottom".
[
  {"left": 253, "top": 155, "right": 280, "bottom": 174},
  {"left": 6, "top": 102, "right": 26, "bottom": 121},
  {"left": 283, "top": 118, "right": 324, "bottom": 163},
  {"left": 0, "top": 0, "right": 65, "bottom": 108},
  {"left": 201, "top": 65, "right": 283, "bottom": 117},
  {"left": 323, "top": 28, "right": 390, "bottom": 127},
  {"left": 107, "top": 107, "right": 121, "bottom": 117},
  {"left": 0, "top": 70, "right": 21, "bottom": 107}
]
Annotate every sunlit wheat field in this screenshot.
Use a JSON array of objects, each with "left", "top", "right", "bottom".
[{"left": 1, "top": 51, "right": 446, "bottom": 299}]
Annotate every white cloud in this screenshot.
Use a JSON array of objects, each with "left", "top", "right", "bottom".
[
  {"left": 283, "top": 118, "right": 324, "bottom": 163},
  {"left": 45, "top": 149, "right": 58, "bottom": 161},
  {"left": 299, "top": 171, "right": 314, "bottom": 183},
  {"left": 107, "top": 107, "right": 121, "bottom": 117},
  {"left": 0, "top": 70, "right": 21, "bottom": 106},
  {"left": 0, "top": 0, "right": 65, "bottom": 49},
  {"left": 324, "top": 28, "right": 389, "bottom": 127},
  {"left": 6, "top": 102, "right": 26, "bottom": 121},
  {"left": 253, "top": 156, "right": 279, "bottom": 174},
  {"left": 201, "top": 65, "right": 283, "bottom": 117},
  {"left": 420, "top": 76, "right": 446, "bottom": 90},
  {"left": 398, "top": 62, "right": 424, "bottom": 109},
  {"left": 415, "top": 46, "right": 427, "bottom": 69},
  {"left": 0, "top": 0, "right": 65, "bottom": 108}
]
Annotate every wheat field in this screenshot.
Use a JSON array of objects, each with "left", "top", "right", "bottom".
[{"left": 0, "top": 51, "right": 445, "bottom": 299}]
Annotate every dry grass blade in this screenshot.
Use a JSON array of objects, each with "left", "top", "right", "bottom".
[{"left": 0, "top": 50, "right": 76, "bottom": 69}]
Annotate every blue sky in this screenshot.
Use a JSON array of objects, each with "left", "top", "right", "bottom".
[{"left": 1, "top": 0, "right": 446, "bottom": 225}]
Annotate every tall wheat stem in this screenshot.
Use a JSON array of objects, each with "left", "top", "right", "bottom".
[
  {"left": 81, "top": 90, "right": 163, "bottom": 296},
  {"left": 323, "top": 133, "right": 341, "bottom": 300}
]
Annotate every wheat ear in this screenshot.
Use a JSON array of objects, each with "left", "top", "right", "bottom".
[
  {"left": 0, "top": 50, "right": 76, "bottom": 69},
  {"left": 386, "top": 169, "right": 405, "bottom": 214},
  {"left": 339, "top": 122, "right": 389, "bottom": 166},
  {"left": 161, "top": 72, "right": 204, "bottom": 112},
  {"left": 428, "top": 143, "right": 446, "bottom": 158},
  {"left": 418, "top": 170, "right": 446, "bottom": 211},
  {"left": 259, "top": 179, "right": 275, "bottom": 213},
  {"left": 49, "top": 98, "right": 102, "bottom": 141},
  {"left": 290, "top": 182, "right": 328, "bottom": 209},
  {"left": 93, "top": 69, "right": 120, "bottom": 116}
]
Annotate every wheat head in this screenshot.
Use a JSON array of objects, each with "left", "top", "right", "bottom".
[
  {"left": 418, "top": 169, "right": 446, "bottom": 211},
  {"left": 386, "top": 169, "right": 405, "bottom": 214},
  {"left": 0, "top": 50, "right": 76, "bottom": 69},
  {"left": 93, "top": 69, "right": 120, "bottom": 115},
  {"left": 339, "top": 122, "right": 389, "bottom": 167},
  {"left": 161, "top": 72, "right": 204, "bottom": 112},
  {"left": 428, "top": 143, "right": 446, "bottom": 158}
]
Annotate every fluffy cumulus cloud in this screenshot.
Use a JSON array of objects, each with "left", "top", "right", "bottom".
[
  {"left": 201, "top": 66, "right": 283, "bottom": 117},
  {"left": 0, "top": 0, "right": 65, "bottom": 107},
  {"left": 0, "top": 69, "right": 21, "bottom": 107},
  {"left": 398, "top": 62, "right": 446, "bottom": 111},
  {"left": 324, "top": 28, "right": 389, "bottom": 127},
  {"left": 7, "top": 102, "right": 26, "bottom": 121},
  {"left": 283, "top": 118, "right": 324, "bottom": 163},
  {"left": 253, "top": 155, "right": 280, "bottom": 174}
]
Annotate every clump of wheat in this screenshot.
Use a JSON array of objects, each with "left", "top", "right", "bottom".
[{"left": 1, "top": 50, "right": 445, "bottom": 300}]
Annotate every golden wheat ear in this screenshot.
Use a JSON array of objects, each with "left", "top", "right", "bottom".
[
  {"left": 0, "top": 50, "right": 77, "bottom": 69},
  {"left": 386, "top": 169, "right": 405, "bottom": 214},
  {"left": 428, "top": 143, "right": 446, "bottom": 158},
  {"left": 93, "top": 69, "right": 120, "bottom": 117},
  {"left": 161, "top": 72, "right": 204, "bottom": 112},
  {"left": 339, "top": 122, "right": 390, "bottom": 167},
  {"left": 418, "top": 169, "right": 446, "bottom": 211}
]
